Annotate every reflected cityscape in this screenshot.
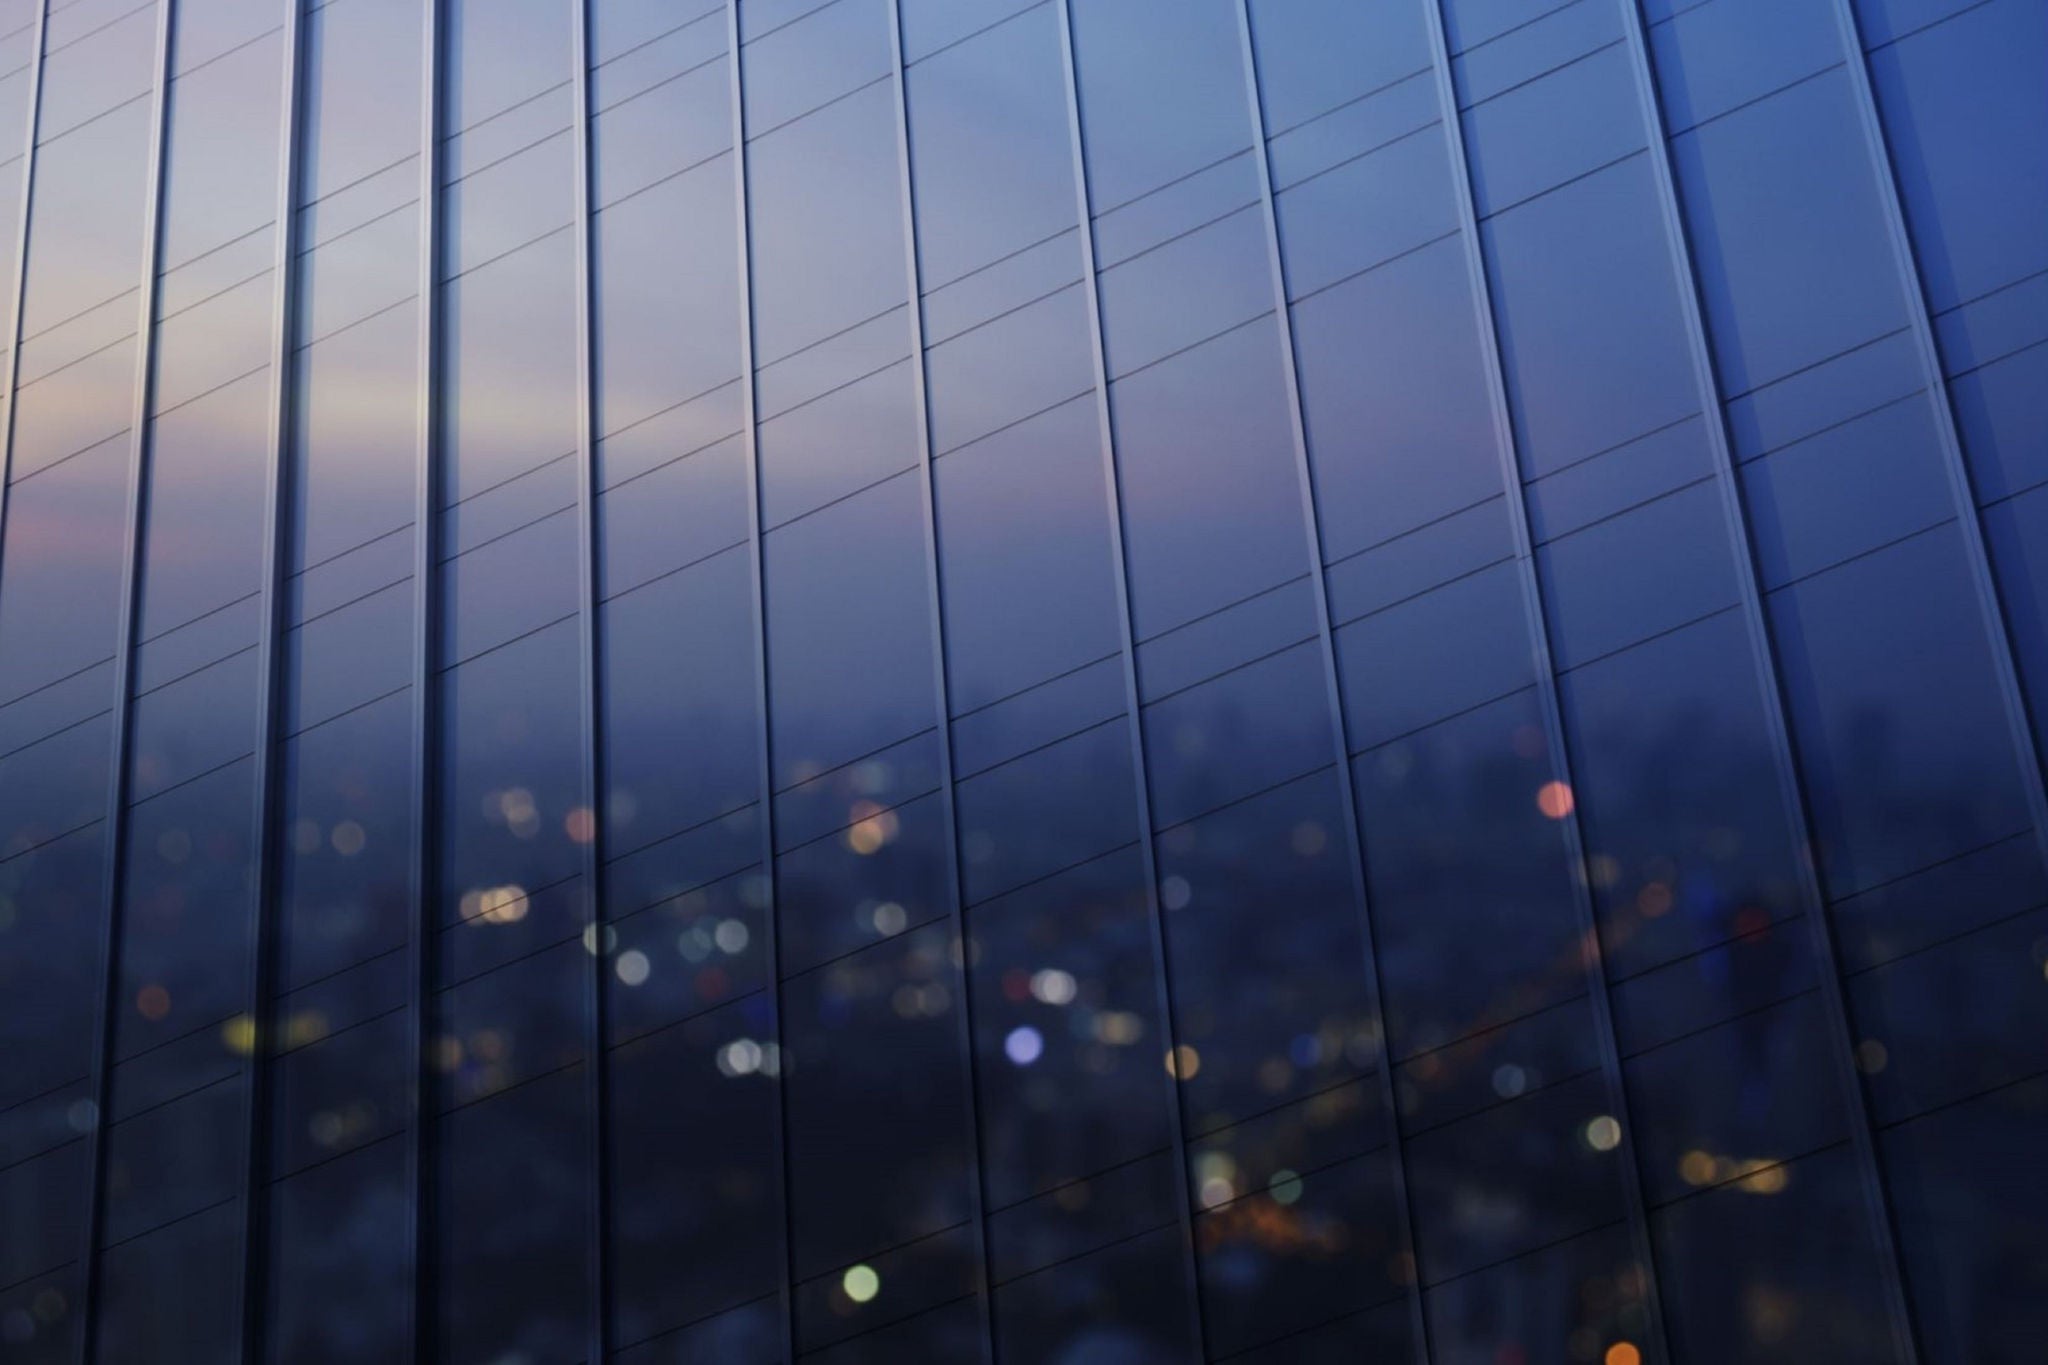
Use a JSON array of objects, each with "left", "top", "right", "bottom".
[{"left": 0, "top": 0, "right": 2044, "bottom": 1362}]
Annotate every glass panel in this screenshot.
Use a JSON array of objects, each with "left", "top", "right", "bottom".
[
  {"left": 0, "top": 4, "right": 2042, "bottom": 1360},
  {"left": 428, "top": 6, "right": 589, "bottom": 1357}
]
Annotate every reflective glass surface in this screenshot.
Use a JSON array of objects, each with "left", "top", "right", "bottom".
[{"left": 0, "top": 1, "right": 2042, "bottom": 1362}]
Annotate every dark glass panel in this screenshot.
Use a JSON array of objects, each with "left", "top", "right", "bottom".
[
  {"left": 992, "top": 1224, "right": 1194, "bottom": 1365},
  {"left": 609, "top": 996, "right": 783, "bottom": 1348},
  {"left": 780, "top": 924, "right": 975, "bottom": 1278}
]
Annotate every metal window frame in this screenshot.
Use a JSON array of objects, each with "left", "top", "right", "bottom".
[
  {"left": 407, "top": 1, "right": 446, "bottom": 1359},
  {"left": 1419, "top": 0, "right": 1674, "bottom": 1354},
  {"left": 235, "top": 0, "right": 310, "bottom": 1357},
  {"left": 883, "top": 0, "right": 1009, "bottom": 1349},
  {"left": 727, "top": 3, "right": 805, "bottom": 1356},
  {"left": 1052, "top": 0, "right": 1215, "bottom": 1354},
  {"left": 1828, "top": 0, "right": 2048, "bottom": 865},
  {"left": 1230, "top": 3, "right": 1437, "bottom": 1357},
  {"left": 77, "top": 2, "right": 180, "bottom": 1359},
  {"left": 1617, "top": 4, "right": 1926, "bottom": 1360},
  {"left": 0, "top": 0, "right": 50, "bottom": 586},
  {"left": 567, "top": 2, "right": 616, "bottom": 1360}
]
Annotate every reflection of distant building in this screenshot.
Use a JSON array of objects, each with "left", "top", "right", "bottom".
[{"left": 0, "top": 0, "right": 2043, "bottom": 1362}]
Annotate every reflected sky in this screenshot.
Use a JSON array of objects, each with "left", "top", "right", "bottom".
[{"left": 0, "top": 0, "right": 2045, "bottom": 1363}]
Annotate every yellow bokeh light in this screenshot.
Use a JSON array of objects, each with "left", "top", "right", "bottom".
[
  {"left": 1737, "top": 1161, "right": 1789, "bottom": 1195},
  {"left": 1093, "top": 1011, "right": 1143, "bottom": 1045},
  {"left": 841, "top": 1264, "right": 880, "bottom": 1304},
  {"left": 1605, "top": 1343, "right": 1641, "bottom": 1365},
  {"left": 464, "top": 884, "right": 529, "bottom": 925},
  {"left": 220, "top": 1014, "right": 256, "bottom": 1055},
  {"left": 844, "top": 801, "right": 899, "bottom": 855}
]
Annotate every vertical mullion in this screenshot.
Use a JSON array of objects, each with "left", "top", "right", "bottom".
[
  {"left": 235, "top": 0, "right": 308, "bottom": 1358},
  {"left": 1615, "top": 5, "right": 1925, "bottom": 1362},
  {"left": 1050, "top": 2, "right": 1209, "bottom": 1356},
  {"left": 881, "top": 3, "right": 998, "bottom": 1355},
  {"left": 568, "top": 2, "right": 611, "bottom": 1360},
  {"left": 725, "top": 5, "right": 801, "bottom": 1357},
  {"left": 1416, "top": 2, "right": 1673, "bottom": 1356},
  {"left": 1828, "top": 0, "right": 2048, "bottom": 861},
  {"left": 407, "top": 1, "right": 445, "bottom": 1359},
  {"left": 1228, "top": 6, "right": 1433, "bottom": 1361},
  {"left": 76, "top": 1, "right": 178, "bottom": 1361},
  {"left": 0, "top": 0, "right": 48, "bottom": 569}
]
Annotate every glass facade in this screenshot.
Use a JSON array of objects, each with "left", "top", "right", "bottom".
[{"left": 0, "top": 0, "right": 2043, "bottom": 1361}]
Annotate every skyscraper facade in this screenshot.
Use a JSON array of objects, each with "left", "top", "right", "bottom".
[{"left": 0, "top": 0, "right": 2043, "bottom": 1361}]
